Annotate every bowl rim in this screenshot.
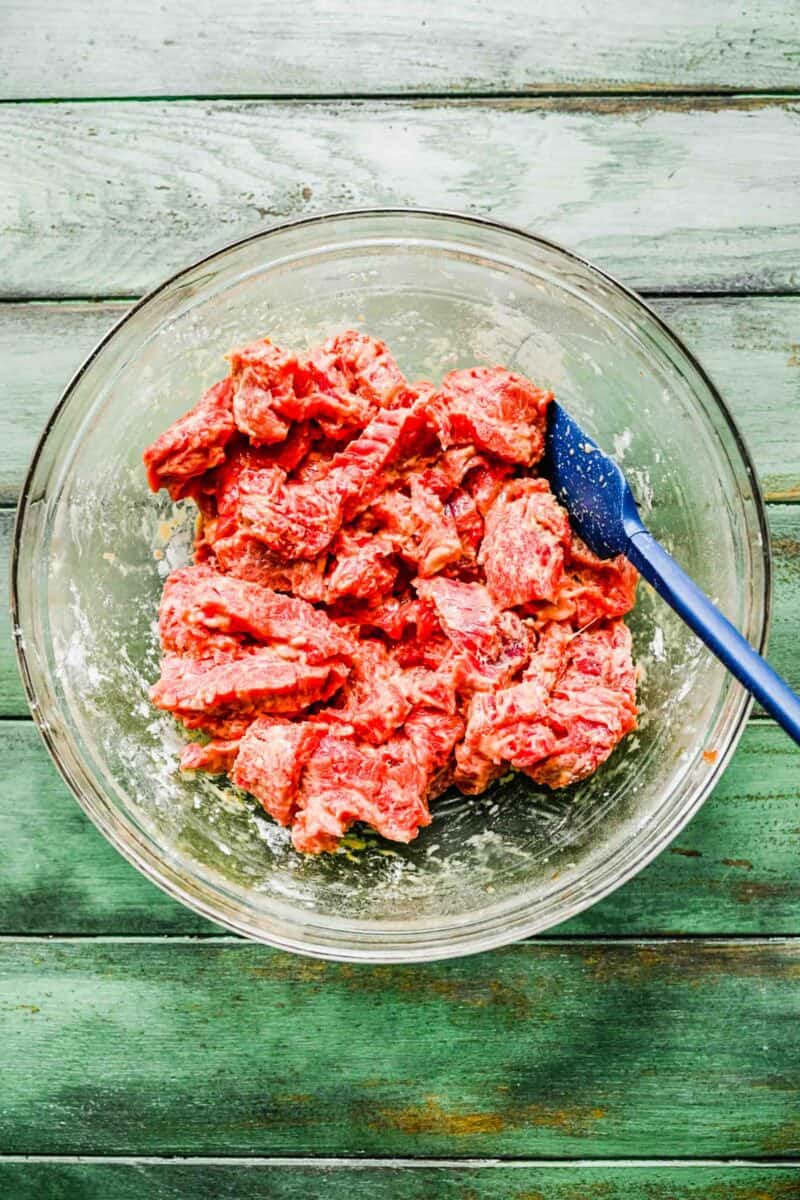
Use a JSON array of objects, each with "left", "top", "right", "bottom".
[{"left": 10, "top": 206, "right": 772, "bottom": 960}]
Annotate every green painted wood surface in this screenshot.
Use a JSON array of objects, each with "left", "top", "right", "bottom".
[
  {"left": 1, "top": 718, "right": 798, "bottom": 937},
  {"left": 3, "top": 0, "right": 799, "bottom": 99},
  {"left": 1, "top": 99, "right": 799, "bottom": 298},
  {"left": 1, "top": 938, "right": 799, "bottom": 1156},
  {"left": 1, "top": 1162, "right": 799, "bottom": 1200},
  {"left": 2, "top": 296, "right": 799, "bottom": 504}
]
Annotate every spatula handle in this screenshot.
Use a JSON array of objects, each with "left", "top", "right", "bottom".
[{"left": 625, "top": 527, "right": 800, "bottom": 746}]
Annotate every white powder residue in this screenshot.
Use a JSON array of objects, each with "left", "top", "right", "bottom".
[
  {"left": 649, "top": 626, "right": 666, "bottom": 662},
  {"left": 613, "top": 429, "right": 633, "bottom": 460}
]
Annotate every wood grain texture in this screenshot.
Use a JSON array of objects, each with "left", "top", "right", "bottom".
[
  {"left": 1, "top": 1161, "right": 800, "bottom": 1200},
  {"left": 1, "top": 938, "right": 799, "bottom": 1156},
  {"left": 2, "top": 1, "right": 798, "bottom": 99},
  {"left": 1, "top": 718, "right": 798, "bottom": 937},
  {"left": 3, "top": 297, "right": 798, "bottom": 505},
  {"left": 1, "top": 99, "right": 799, "bottom": 299},
  {"left": 7, "top": 504, "right": 797, "bottom": 720}
]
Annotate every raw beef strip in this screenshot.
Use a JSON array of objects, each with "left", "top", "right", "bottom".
[
  {"left": 457, "top": 621, "right": 635, "bottom": 791},
  {"left": 527, "top": 621, "right": 637, "bottom": 788},
  {"left": 428, "top": 367, "right": 552, "bottom": 465},
  {"left": 323, "top": 528, "right": 399, "bottom": 602},
  {"left": 239, "top": 465, "right": 345, "bottom": 560},
  {"left": 158, "top": 563, "right": 353, "bottom": 663},
  {"left": 291, "top": 731, "right": 431, "bottom": 853},
  {"left": 479, "top": 478, "right": 571, "bottom": 608},
  {"left": 179, "top": 739, "right": 241, "bottom": 774},
  {"left": 316, "top": 330, "right": 409, "bottom": 407},
  {"left": 143, "top": 378, "right": 236, "bottom": 497},
  {"left": 231, "top": 718, "right": 322, "bottom": 826},
  {"left": 150, "top": 647, "right": 348, "bottom": 728},
  {"left": 415, "top": 577, "right": 535, "bottom": 691},
  {"left": 213, "top": 531, "right": 328, "bottom": 602}
]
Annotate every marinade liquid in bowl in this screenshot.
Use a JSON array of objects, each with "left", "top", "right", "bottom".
[{"left": 12, "top": 210, "right": 769, "bottom": 960}]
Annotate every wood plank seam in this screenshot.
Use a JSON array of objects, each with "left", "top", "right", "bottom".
[
  {"left": 2, "top": 88, "right": 800, "bottom": 105},
  {"left": 2, "top": 1155, "right": 800, "bottom": 1166}
]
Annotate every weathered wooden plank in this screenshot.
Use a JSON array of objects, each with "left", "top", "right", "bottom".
[
  {"left": 1, "top": 938, "right": 798, "bottom": 1155},
  {"left": 6, "top": 504, "right": 796, "bottom": 720},
  {"left": 0, "top": 99, "right": 798, "bottom": 298},
  {"left": 1, "top": 1161, "right": 799, "bottom": 1200},
  {"left": 3, "top": 297, "right": 798, "bottom": 504},
  {"left": 657, "top": 298, "right": 800, "bottom": 504},
  {"left": 2, "top": 0, "right": 798, "bottom": 99},
  {"left": 0, "top": 302, "right": 129, "bottom": 503},
  {"left": 1, "top": 718, "right": 798, "bottom": 937}
]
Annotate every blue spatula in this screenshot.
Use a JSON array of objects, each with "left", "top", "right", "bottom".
[{"left": 545, "top": 402, "right": 800, "bottom": 746}]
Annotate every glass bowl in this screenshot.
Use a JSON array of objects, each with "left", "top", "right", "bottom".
[{"left": 12, "top": 209, "right": 769, "bottom": 961}]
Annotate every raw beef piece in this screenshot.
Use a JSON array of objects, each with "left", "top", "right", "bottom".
[
  {"left": 549, "top": 535, "right": 639, "bottom": 626},
  {"left": 289, "top": 704, "right": 464, "bottom": 854},
  {"left": 157, "top": 563, "right": 354, "bottom": 663},
  {"left": 428, "top": 367, "right": 553, "bottom": 465},
  {"left": 404, "top": 706, "right": 465, "bottom": 779},
  {"left": 203, "top": 431, "right": 317, "bottom": 546},
  {"left": 313, "top": 640, "right": 413, "bottom": 745},
  {"left": 236, "top": 403, "right": 424, "bottom": 562},
  {"left": 231, "top": 718, "right": 322, "bottom": 826},
  {"left": 527, "top": 621, "right": 637, "bottom": 788},
  {"left": 415, "top": 576, "right": 500, "bottom": 658},
  {"left": 231, "top": 367, "right": 292, "bottom": 445},
  {"left": 324, "top": 527, "right": 399, "bottom": 602},
  {"left": 150, "top": 647, "right": 348, "bottom": 727},
  {"left": 408, "top": 477, "right": 464, "bottom": 575},
  {"left": 369, "top": 480, "right": 463, "bottom": 577},
  {"left": 316, "top": 330, "right": 409, "bottom": 407},
  {"left": 179, "top": 739, "right": 241, "bottom": 775},
  {"left": 213, "top": 531, "right": 328, "bottom": 603},
  {"left": 446, "top": 487, "right": 484, "bottom": 563},
  {"left": 465, "top": 457, "right": 516, "bottom": 516},
  {"left": 290, "top": 730, "right": 432, "bottom": 854},
  {"left": 415, "top": 577, "right": 535, "bottom": 691},
  {"left": 327, "top": 402, "right": 431, "bottom": 520},
  {"left": 229, "top": 337, "right": 377, "bottom": 443},
  {"left": 315, "top": 639, "right": 455, "bottom": 746},
  {"left": 479, "top": 478, "right": 571, "bottom": 608},
  {"left": 457, "top": 621, "right": 635, "bottom": 791},
  {"left": 144, "top": 379, "right": 236, "bottom": 497},
  {"left": 455, "top": 625, "right": 570, "bottom": 792},
  {"left": 239, "top": 465, "right": 345, "bottom": 560}
]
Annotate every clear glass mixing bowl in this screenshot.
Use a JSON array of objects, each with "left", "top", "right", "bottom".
[{"left": 12, "top": 210, "right": 770, "bottom": 961}]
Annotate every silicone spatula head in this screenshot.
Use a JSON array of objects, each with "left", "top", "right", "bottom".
[{"left": 544, "top": 401, "right": 643, "bottom": 558}]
